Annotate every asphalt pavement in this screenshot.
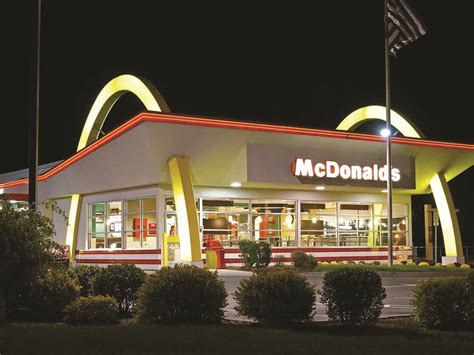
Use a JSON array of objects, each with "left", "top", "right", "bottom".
[{"left": 217, "top": 269, "right": 449, "bottom": 321}]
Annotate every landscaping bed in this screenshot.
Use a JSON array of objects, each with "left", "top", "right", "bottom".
[
  {"left": 313, "top": 263, "right": 474, "bottom": 274},
  {"left": 230, "top": 263, "right": 474, "bottom": 275}
]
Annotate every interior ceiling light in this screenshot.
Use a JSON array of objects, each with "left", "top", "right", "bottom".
[
  {"left": 230, "top": 182, "right": 242, "bottom": 188},
  {"left": 315, "top": 186, "right": 326, "bottom": 190}
]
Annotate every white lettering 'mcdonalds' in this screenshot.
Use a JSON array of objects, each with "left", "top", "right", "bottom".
[{"left": 291, "top": 158, "right": 401, "bottom": 182}]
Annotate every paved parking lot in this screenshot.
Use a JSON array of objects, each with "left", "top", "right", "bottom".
[{"left": 217, "top": 270, "right": 438, "bottom": 321}]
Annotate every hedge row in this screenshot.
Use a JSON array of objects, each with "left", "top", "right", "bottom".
[
  {"left": 24, "top": 264, "right": 387, "bottom": 326},
  {"left": 8, "top": 263, "right": 472, "bottom": 329}
]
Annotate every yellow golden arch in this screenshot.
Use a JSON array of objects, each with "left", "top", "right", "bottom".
[
  {"left": 338, "top": 105, "right": 464, "bottom": 261},
  {"left": 77, "top": 75, "right": 170, "bottom": 151},
  {"left": 66, "top": 74, "right": 201, "bottom": 265}
]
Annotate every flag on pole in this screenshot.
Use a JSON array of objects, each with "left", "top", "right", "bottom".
[{"left": 387, "top": 0, "right": 427, "bottom": 56}]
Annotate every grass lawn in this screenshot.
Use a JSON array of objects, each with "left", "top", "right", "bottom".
[{"left": 1, "top": 318, "right": 473, "bottom": 354}]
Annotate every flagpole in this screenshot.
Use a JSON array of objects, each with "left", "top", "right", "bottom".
[
  {"left": 384, "top": 0, "right": 394, "bottom": 266},
  {"left": 28, "top": 0, "right": 41, "bottom": 209}
]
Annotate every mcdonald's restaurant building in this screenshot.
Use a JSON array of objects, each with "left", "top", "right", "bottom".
[{"left": 1, "top": 75, "right": 473, "bottom": 270}]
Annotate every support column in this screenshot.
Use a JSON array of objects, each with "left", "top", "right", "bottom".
[
  {"left": 65, "top": 194, "right": 81, "bottom": 264},
  {"left": 424, "top": 204, "right": 434, "bottom": 261},
  {"left": 429, "top": 173, "right": 464, "bottom": 264},
  {"left": 167, "top": 156, "right": 202, "bottom": 265}
]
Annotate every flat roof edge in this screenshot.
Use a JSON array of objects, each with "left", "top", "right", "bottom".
[{"left": 1, "top": 111, "right": 473, "bottom": 189}]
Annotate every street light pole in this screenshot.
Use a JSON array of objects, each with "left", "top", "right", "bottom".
[
  {"left": 28, "top": 0, "right": 41, "bottom": 209},
  {"left": 384, "top": 0, "right": 393, "bottom": 266}
]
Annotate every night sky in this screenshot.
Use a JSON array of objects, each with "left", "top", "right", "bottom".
[{"left": 0, "top": 0, "right": 473, "bottom": 245}]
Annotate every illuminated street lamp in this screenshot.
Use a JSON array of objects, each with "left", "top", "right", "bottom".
[{"left": 380, "top": 128, "right": 391, "bottom": 137}]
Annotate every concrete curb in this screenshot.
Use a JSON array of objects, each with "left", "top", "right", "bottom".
[
  {"left": 223, "top": 314, "right": 413, "bottom": 324},
  {"left": 215, "top": 269, "right": 253, "bottom": 276}
]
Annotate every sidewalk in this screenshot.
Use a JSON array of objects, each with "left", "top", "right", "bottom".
[{"left": 214, "top": 269, "right": 253, "bottom": 276}]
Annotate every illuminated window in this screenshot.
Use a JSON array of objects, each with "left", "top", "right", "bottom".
[
  {"left": 125, "top": 197, "right": 157, "bottom": 249},
  {"left": 201, "top": 199, "right": 250, "bottom": 247},
  {"left": 88, "top": 201, "right": 122, "bottom": 249},
  {"left": 373, "top": 203, "right": 408, "bottom": 246},
  {"left": 88, "top": 197, "right": 156, "bottom": 249},
  {"left": 338, "top": 203, "right": 408, "bottom": 246},
  {"left": 300, "top": 202, "right": 337, "bottom": 246},
  {"left": 251, "top": 200, "right": 296, "bottom": 247},
  {"left": 338, "top": 203, "right": 373, "bottom": 246}
]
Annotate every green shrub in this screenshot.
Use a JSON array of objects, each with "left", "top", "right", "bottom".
[
  {"left": 64, "top": 295, "right": 118, "bottom": 325},
  {"left": 0, "top": 199, "right": 67, "bottom": 313},
  {"left": 137, "top": 265, "right": 227, "bottom": 324},
  {"left": 92, "top": 264, "right": 146, "bottom": 315},
  {"left": 29, "top": 269, "right": 80, "bottom": 322},
  {"left": 320, "top": 268, "right": 386, "bottom": 325},
  {"left": 466, "top": 273, "right": 474, "bottom": 324},
  {"left": 69, "top": 265, "right": 103, "bottom": 296},
  {"left": 234, "top": 268, "right": 316, "bottom": 325},
  {"left": 466, "top": 272, "right": 474, "bottom": 289},
  {"left": 292, "top": 251, "right": 317, "bottom": 269},
  {"left": 412, "top": 277, "right": 473, "bottom": 329},
  {"left": 238, "top": 240, "right": 272, "bottom": 268}
]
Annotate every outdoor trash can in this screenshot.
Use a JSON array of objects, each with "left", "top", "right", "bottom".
[{"left": 205, "top": 240, "right": 226, "bottom": 269}]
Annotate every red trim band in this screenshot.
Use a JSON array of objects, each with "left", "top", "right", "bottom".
[
  {"left": 78, "top": 249, "right": 161, "bottom": 255},
  {"left": 4, "top": 193, "right": 29, "bottom": 201},
  {"left": 223, "top": 246, "right": 409, "bottom": 253},
  {"left": 224, "top": 255, "right": 412, "bottom": 264},
  {"left": 76, "top": 259, "right": 161, "bottom": 265}
]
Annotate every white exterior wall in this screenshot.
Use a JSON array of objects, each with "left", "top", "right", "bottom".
[{"left": 52, "top": 197, "right": 71, "bottom": 246}]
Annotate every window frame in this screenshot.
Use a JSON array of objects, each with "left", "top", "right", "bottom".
[
  {"left": 162, "top": 195, "right": 410, "bottom": 249},
  {"left": 88, "top": 200, "right": 122, "bottom": 249},
  {"left": 87, "top": 196, "right": 157, "bottom": 250},
  {"left": 124, "top": 197, "right": 158, "bottom": 249}
]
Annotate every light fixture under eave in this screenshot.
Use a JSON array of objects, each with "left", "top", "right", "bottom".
[
  {"left": 230, "top": 182, "right": 242, "bottom": 188},
  {"left": 315, "top": 186, "right": 326, "bottom": 190}
]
